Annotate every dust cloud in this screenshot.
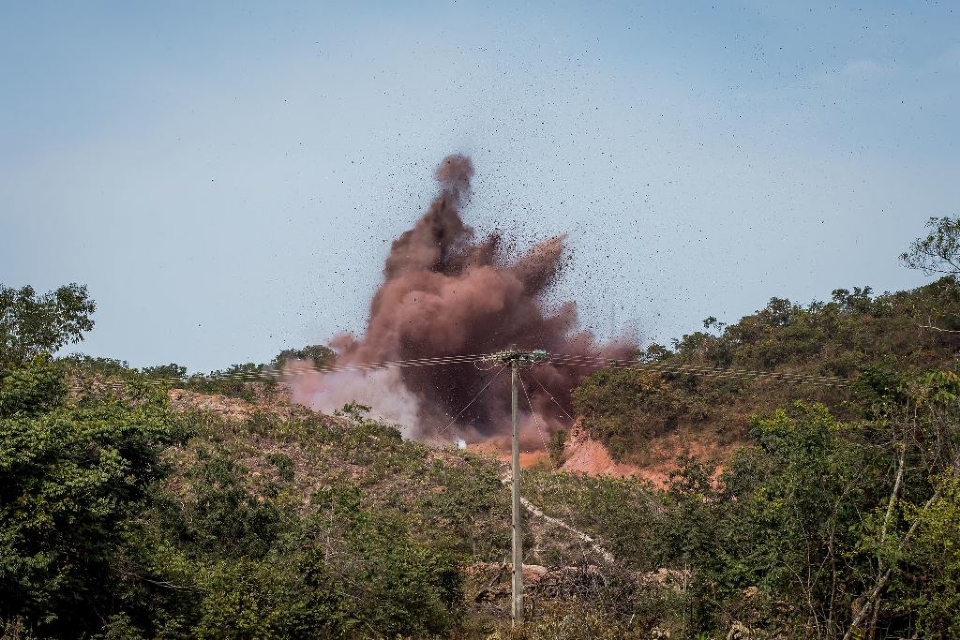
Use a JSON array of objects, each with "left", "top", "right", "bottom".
[{"left": 289, "top": 154, "right": 636, "bottom": 445}]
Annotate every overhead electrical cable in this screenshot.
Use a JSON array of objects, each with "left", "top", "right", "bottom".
[
  {"left": 437, "top": 363, "right": 510, "bottom": 435},
  {"left": 517, "top": 371, "right": 549, "bottom": 452},
  {"left": 68, "top": 349, "right": 852, "bottom": 390},
  {"left": 528, "top": 373, "right": 577, "bottom": 424},
  {"left": 69, "top": 353, "right": 490, "bottom": 389},
  {"left": 544, "top": 352, "right": 849, "bottom": 387}
]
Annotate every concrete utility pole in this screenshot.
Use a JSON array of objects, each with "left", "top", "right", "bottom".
[
  {"left": 482, "top": 346, "right": 547, "bottom": 626},
  {"left": 510, "top": 353, "right": 522, "bottom": 624}
]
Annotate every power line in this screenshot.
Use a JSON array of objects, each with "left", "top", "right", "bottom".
[
  {"left": 517, "top": 371, "right": 549, "bottom": 453},
  {"left": 544, "top": 352, "right": 850, "bottom": 387},
  {"left": 67, "top": 352, "right": 490, "bottom": 389},
  {"left": 548, "top": 351, "right": 847, "bottom": 382},
  {"left": 285, "top": 353, "right": 487, "bottom": 375},
  {"left": 437, "top": 364, "right": 509, "bottom": 435},
  {"left": 66, "top": 349, "right": 853, "bottom": 390},
  {"left": 528, "top": 372, "right": 577, "bottom": 424}
]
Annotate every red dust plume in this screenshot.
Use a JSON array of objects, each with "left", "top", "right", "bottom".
[{"left": 290, "top": 154, "right": 636, "bottom": 445}]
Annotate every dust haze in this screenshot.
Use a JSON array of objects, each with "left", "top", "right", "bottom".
[{"left": 289, "top": 154, "right": 636, "bottom": 446}]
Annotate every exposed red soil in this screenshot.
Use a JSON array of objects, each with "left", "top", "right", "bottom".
[
  {"left": 466, "top": 440, "right": 551, "bottom": 469},
  {"left": 559, "top": 420, "right": 737, "bottom": 487},
  {"left": 467, "top": 419, "right": 737, "bottom": 487},
  {"left": 557, "top": 420, "right": 637, "bottom": 478}
]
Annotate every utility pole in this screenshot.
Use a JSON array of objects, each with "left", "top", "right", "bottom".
[
  {"left": 482, "top": 346, "right": 547, "bottom": 626},
  {"left": 510, "top": 351, "right": 522, "bottom": 625}
]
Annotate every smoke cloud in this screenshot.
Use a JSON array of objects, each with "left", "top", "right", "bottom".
[{"left": 289, "top": 153, "right": 636, "bottom": 445}]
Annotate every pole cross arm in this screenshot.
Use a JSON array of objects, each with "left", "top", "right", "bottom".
[{"left": 481, "top": 348, "right": 549, "bottom": 364}]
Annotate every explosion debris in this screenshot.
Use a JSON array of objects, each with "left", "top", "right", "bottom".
[{"left": 289, "top": 154, "right": 636, "bottom": 445}]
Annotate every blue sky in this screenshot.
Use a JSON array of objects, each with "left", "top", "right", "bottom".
[{"left": 2, "top": 1, "right": 958, "bottom": 372}]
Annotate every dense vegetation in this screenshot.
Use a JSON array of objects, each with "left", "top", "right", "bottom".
[
  {"left": 2, "top": 217, "right": 960, "bottom": 638},
  {"left": 1, "top": 287, "right": 491, "bottom": 638},
  {"left": 573, "top": 278, "right": 960, "bottom": 462},
  {"left": 572, "top": 217, "right": 960, "bottom": 466}
]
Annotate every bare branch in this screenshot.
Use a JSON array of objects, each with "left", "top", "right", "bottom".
[
  {"left": 843, "top": 474, "right": 946, "bottom": 640},
  {"left": 917, "top": 315, "right": 960, "bottom": 333}
]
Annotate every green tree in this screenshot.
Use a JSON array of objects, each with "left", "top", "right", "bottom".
[
  {"left": 897, "top": 473, "right": 960, "bottom": 639},
  {"left": 271, "top": 344, "right": 335, "bottom": 370},
  {"left": 0, "top": 359, "right": 180, "bottom": 636},
  {"left": 142, "top": 363, "right": 187, "bottom": 380},
  {"left": 651, "top": 404, "right": 890, "bottom": 636},
  {"left": 573, "top": 367, "right": 708, "bottom": 461},
  {"left": 0, "top": 284, "right": 186, "bottom": 635},
  {"left": 901, "top": 216, "right": 960, "bottom": 277},
  {"left": 0, "top": 283, "right": 96, "bottom": 367}
]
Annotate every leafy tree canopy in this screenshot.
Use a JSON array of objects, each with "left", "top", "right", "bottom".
[
  {"left": 0, "top": 283, "right": 95, "bottom": 367},
  {"left": 901, "top": 216, "right": 960, "bottom": 276},
  {"left": 0, "top": 356, "right": 181, "bottom": 636},
  {"left": 271, "top": 344, "right": 336, "bottom": 370}
]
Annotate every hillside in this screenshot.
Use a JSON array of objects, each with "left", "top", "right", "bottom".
[
  {"left": 570, "top": 277, "right": 960, "bottom": 471},
  {"left": 4, "top": 262, "right": 960, "bottom": 638},
  {"left": 5, "top": 352, "right": 690, "bottom": 639}
]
